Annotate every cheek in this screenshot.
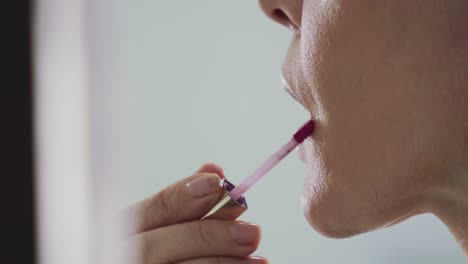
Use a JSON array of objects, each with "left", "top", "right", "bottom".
[{"left": 298, "top": 1, "right": 444, "bottom": 237}]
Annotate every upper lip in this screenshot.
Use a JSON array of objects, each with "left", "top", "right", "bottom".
[
  {"left": 281, "top": 77, "right": 300, "bottom": 103},
  {"left": 280, "top": 73, "right": 308, "bottom": 111}
]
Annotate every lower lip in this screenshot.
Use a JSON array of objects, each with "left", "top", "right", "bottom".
[{"left": 297, "top": 143, "right": 307, "bottom": 163}]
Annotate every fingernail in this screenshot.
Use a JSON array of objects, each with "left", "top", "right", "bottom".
[
  {"left": 186, "top": 173, "right": 220, "bottom": 198},
  {"left": 231, "top": 222, "right": 260, "bottom": 245},
  {"left": 247, "top": 256, "right": 268, "bottom": 264}
]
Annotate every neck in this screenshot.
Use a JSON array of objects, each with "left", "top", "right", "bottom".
[{"left": 430, "top": 171, "right": 468, "bottom": 254}]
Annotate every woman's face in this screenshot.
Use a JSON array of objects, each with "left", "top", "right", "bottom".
[{"left": 259, "top": 0, "right": 468, "bottom": 237}]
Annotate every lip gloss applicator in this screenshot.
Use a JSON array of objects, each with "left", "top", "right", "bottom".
[{"left": 201, "top": 119, "right": 315, "bottom": 220}]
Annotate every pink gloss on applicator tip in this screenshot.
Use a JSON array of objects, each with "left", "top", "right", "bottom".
[{"left": 229, "top": 120, "right": 315, "bottom": 201}]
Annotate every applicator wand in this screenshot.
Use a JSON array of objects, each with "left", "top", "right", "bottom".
[{"left": 201, "top": 120, "right": 315, "bottom": 220}]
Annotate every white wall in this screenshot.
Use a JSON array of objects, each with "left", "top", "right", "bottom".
[{"left": 94, "top": 1, "right": 465, "bottom": 263}]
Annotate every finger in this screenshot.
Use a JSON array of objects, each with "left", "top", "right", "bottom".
[
  {"left": 127, "top": 167, "right": 226, "bottom": 234},
  {"left": 195, "top": 163, "right": 225, "bottom": 178},
  {"left": 133, "top": 220, "right": 261, "bottom": 264},
  {"left": 176, "top": 256, "right": 269, "bottom": 264}
]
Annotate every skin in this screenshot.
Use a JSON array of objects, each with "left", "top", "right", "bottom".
[
  {"left": 128, "top": 1, "right": 468, "bottom": 262},
  {"left": 124, "top": 164, "right": 267, "bottom": 264},
  {"left": 259, "top": 0, "right": 468, "bottom": 254}
]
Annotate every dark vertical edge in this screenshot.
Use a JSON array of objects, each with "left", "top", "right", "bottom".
[
  {"left": 29, "top": 0, "right": 37, "bottom": 263},
  {"left": 0, "top": 0, "right": 36, "bottom": 263}
]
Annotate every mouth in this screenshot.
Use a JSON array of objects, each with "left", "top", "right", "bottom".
[
  {"left": 280, "top": 74, "right": 310, "bottom": 113},
  {"left": 281, "top": 76, "right": 301, "bottom": 104},
  {"left": 297, "top": 142, "right": 307, "bottom": 163},
  {"left": 280, "top": 75, "right": 316, "bottom": 163},
  {"left": 281, "top": 77, "right": 300, "bottom": 103}
]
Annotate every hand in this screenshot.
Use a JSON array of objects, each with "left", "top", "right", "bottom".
[{"left": 124, "top": 163, "right": 268, "bottom": 264}]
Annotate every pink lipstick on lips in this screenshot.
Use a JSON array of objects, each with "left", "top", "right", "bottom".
[{"left": 201, "top": 120, "right": 315, "bottom": 220}]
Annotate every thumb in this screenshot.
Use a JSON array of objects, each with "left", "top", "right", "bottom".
[
  {"left": 127, "top": 164, "right": 226, "bottom": 234},
  {"left": 195, "top": 163, "right": 225, "bottom": 179}
]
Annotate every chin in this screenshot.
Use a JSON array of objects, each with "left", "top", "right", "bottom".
[
  {"left": 297, "top": 126, "right": 420, "bottom": 239},
  {"left": 301, "top": 193, "right": 368, "bottom": 239},
  {"left": 300, "top": 168, "right": 382, "bottom": 239},
  {"left": 300, "top": 175, "right": 421, "bottom": 239}
]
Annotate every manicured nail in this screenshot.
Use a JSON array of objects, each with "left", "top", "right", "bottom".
[
  {"left": 231, "top": 222, "right": 260, "bottom": 245},
  {"left": 186, "top": 173, "right": 220, "bottom": 198},
  {"left": 247, "top": 256, "right": 268, "bottom": 264}
]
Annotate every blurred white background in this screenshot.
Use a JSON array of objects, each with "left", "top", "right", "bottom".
[{"left": 90, "top": 1, "right": 465, "bottom": 263}]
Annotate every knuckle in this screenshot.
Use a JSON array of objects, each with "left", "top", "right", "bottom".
[
  {"left": 139, "top": 183, "right": 185, "bottom": 231},
  {"left": 153, "top": 190, "right": 173, "bottom": 220},
  {"left": 195, "top": 221, "right": 211, "bottom": 246},
  {"left": 136, "top": 234, "right": 155, "bottom": 264},
  {"left": 186, "top": 221, "right": 221, "bottom": 251},
  {"left": 153, "top": 182, "right": 185, "bottom": 218}
]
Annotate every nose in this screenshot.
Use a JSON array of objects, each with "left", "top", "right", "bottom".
[{"left": 258, "top": 0, "right": 303, "bottom": 34}]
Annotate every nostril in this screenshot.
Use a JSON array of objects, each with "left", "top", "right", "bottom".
[
  {"left": 272, "top": 9, "right": 298, "bottom": 34},
  {"left": 272, "top": 9, "right": 289, "bottom": 24}
]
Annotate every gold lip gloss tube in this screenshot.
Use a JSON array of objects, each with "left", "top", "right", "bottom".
[{"left": 201, "top": 179, "right": 247, "bottom": 220}]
